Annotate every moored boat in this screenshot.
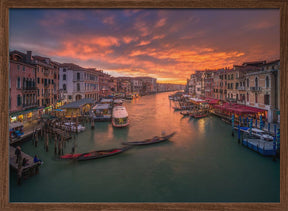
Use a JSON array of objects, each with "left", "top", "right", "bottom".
[
  {"left": 193, "top": 112, "right": 209, "bottom": 119},
  {"left": 122, "top": 132, "right": 176, "bottom": 146},
  {"left": 9, "top": 122, "right": 24, "bottom": 139},
  {"left": 60, "top": 153, "right": 83, "bottom": 160},
  {"left": 180, "top": 110, "right": 191, "bottom": 116},
  {"left": 112, "top": 106, "right": 129, "bottom": 128},
  {"left": 91, "top": 104, "right": 112, "bottom": 121},
  {"left": 77, "top": 146, "right": 131, "bottom": 161}
]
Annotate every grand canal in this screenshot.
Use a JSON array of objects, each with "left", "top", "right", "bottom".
[{"left": 10, "top": 91, "right": 279, "bottom": 202}]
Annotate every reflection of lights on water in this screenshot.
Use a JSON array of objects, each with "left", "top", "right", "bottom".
[{"left": 198, "top": 119, "right": 205, "bottom": 135}]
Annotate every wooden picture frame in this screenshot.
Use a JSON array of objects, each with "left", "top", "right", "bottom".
[{"left": 1, "top": 0, "right": 287, "bottom": 210}]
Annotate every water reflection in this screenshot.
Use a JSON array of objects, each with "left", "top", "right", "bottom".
[{"left": 10, "top": 91, "right": 280, "bottom": 203}]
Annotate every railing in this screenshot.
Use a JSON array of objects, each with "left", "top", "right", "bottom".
[
  {"left": 22, "top": 87, "right": 37, "bottom": 90},
  {"left": 22, "top": 103, "right": 38, "bottom": 109},
  {"left": 44, "top": 70, "right": 49, "bottom": 76},
  {"left": 237, "top": 86, "right": 245, "bottom": 90},
  {"left": 250, "top": 87, "right": 261, "bottom": 92}
]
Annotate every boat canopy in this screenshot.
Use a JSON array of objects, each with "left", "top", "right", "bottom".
[
  {"left": 113, "top": 99, "right": 123, "bottom": 104},
  {"left": 189, "top": 98, "right": 207, "bottom": 103},
  {"left": 214, "top": 103, "right": 266, "bottom": 115},
  {"left": 252, "top": 128, "right": 264, "bottom": 133},
  {"left": 9, "top": 122, "right": 23, "bottom": 129},
  {"left": 100, "top": 99, "right": 113, "bottom": 103},
  {"left": 61, "top": 98, "right": 95, "bottom": 109},
  {"left": 92, "top": 104, "right": 110, "bottom": 110},
  {"left": 113, "top": 106, "right": 128, "bottom": 118}
]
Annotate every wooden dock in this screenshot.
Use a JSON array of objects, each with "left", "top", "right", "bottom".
[
  {"left": 10, "top": 128, "right": 41, "bottom": 145},
  {"left": 9, "top": 146, "right": 41, "bottom": 179}
]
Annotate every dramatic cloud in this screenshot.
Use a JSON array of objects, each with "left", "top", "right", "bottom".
[{"left": 9, "top": 9, "right": 280, "bottom": 84}]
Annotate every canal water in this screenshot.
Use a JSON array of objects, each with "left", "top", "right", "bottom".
[{"left": 10, "top": 92, "right": 280, "bottom": 202}]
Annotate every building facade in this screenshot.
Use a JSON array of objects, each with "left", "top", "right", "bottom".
[
  {"left": 9, "top": 51, "right": 38, "bottom": 122},
  {"left": 59, "top": 63, "right": 99, "bottom": 103}
]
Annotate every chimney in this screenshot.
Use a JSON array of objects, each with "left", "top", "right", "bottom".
[{"left": 26, "top": 51, "right": 32, "bottom": 63}]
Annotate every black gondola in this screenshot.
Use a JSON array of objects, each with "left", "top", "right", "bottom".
[
  {"left": 77, "top": 146, "right": 131, "bottom": 161},
  {"left": 122, "top": 132, "right": 176, "bottom": 146}
]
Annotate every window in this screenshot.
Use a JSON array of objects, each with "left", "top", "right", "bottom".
[
  {"left": 17, "top": 77, "right": 21, "bottom": 88},
  {"left": 63, "top": 84, "right": 66, "bottom": 91},
  {"left": 68, "top": 95, "right": 72, "bottom": 99},
  {"left": 255, "top": 77, "right": 258, "bottom": 88},
  {"left": 247, "top": 93, "right": 249, "bottom": 102},
  {"left": 22, "top": 66, "right": 25, "bottom": 71},
  {"left": 63, "top": 74, "right": 66, "bottom": 80},
  {"left": 77, "top": 83, "right": 80, "bottom": 91},
  {"left": 264, "top": 94, "right": 270, "bottom": 105},
  {"left": 63, "top": 68, "right": 66, "bottom": 72},
  {"left": 228, "top": 75, "right": 230, "bottom": 80},
  {"left": 38, "top": 89, "right": 39, "bottom": 96},
  {"left": 37, "top": 78, "right": 40, "bottom": 84},
  {"left": 52, "top": 80, "right": 54, "bottom": 84},
  {"left": 23, "top": 78, "right": 26, "bottom": 88},
  {"left": 247, "top": 78, "right": 249, "bottom": 87},
  {"left": 77, "top": 72, "right": 80, "bottom": 80},
  {"left": 236, "top": 94, "right": 238, "bottom": 100},
  {"left": 17, "top": 94, "right": 22, "bottom": 106},
  {"left": 255, "top": 93, "right": 258, "bottom": 103},
  {"left": 231, "top": 74, "right": 234, "bottom": 80},
  {"left": 236, "top": 83, "right": 239, "bottom": 89},
  {"left": 231, "top": 83, "right": 233, "bottom": 89},
  {"left": 266, "top": 76, "right": 270, "bottom": 88}
]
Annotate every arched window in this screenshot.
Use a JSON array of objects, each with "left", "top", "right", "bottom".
[
  {"left": 255, "top": 77, "right": 258, "bottom": 88},
  {"left": 63, "top": 84, "right": 66, "bottom": 91},
  {"left": 17, "top": 77, "right": 21, "bottom": 88},
  {"left": 255, "top": 93, "right": 258, "bottom": 103},
  {"left": 247, "top": 93, "right": 249, "bottom": 102},
  {"left": 77, "top": 72, "right": 80, "bottom": 80},
  {"left": 17, "top": 94, "right": 22, "bottom": 106},
  {"left": 63, "top": 74, "right": 66, "bottom": 80},
  {"left": 266, "top": 76, "right": 269, "bottom": 88},
  {"left": 247, "top": 78, "right": 249, "bottom": 87},
  {"left": 77, "top": 83, "right": 80, "bottom": 91},
  {"left": 23, "top": 77, "right": 26, "bottom": 88}
]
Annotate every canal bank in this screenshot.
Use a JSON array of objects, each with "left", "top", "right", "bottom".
[{"left": 10, "top": 92, "right": 279, "bottom": 202}]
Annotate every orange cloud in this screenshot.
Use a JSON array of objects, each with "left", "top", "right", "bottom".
[{"left": 155, "top": 18, "right": 166, "bottom": 28}]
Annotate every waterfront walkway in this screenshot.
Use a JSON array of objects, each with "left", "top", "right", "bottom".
[{"left": 9, "top": 146, "right": 40, "bottom": 179}]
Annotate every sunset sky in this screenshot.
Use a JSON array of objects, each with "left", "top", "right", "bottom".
[{"left": 9, "top": 9, "right": 280, "bottom": 84}]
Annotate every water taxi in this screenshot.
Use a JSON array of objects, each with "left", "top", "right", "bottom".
[
  {"left": 112, "top": 106, "right": 129, "bottom": 128},
  {"left": 9, "top": 122, "right": 24, "bottom": 139},
  {"left": 91, "top": 104, "right": 112, "bottom": 121},
  {"left": 113, "top": 99, "right": 124, "bottom": 106}
]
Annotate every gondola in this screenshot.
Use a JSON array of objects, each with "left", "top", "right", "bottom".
[
  {"left": 122, "top": 132, "right": 176, "bottom": 146},
  {"left": 60, "top": 153, "right": 83, "bottom": 160},
  {"left": 76, "top": 146, "right": 131, "bottom": 161},
  {"left": 194, "top": 113, "right": 209, "bottom": 119},
  {"left": 180, "top": 110, "right": 191, "bottom": 116}
]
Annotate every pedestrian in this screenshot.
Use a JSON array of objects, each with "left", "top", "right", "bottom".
[
  {"left": 34, "top": 155, "right": 42, "bottom": 164},
  {"left": 15, "top": 146, "right": 21, "bottom": 163},
  {"left": 22, "top": 158, "right": 29, "bottom": 166}
]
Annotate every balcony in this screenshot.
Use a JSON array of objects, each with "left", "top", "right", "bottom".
[
  {"left": 250, "top": 87, "right": 261, "bottom": 92},
  {"left": 22, "top": 87, "right": 37, "bottom": 91},
  {"left": 237, "top": 86, "right": 245, "bottom": 91},
  {"left": 23, "top": 103, "right": 38, "bottom": 109},
  {"left": 44, "top": 69, "right": 49, "bottom": 76}
]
